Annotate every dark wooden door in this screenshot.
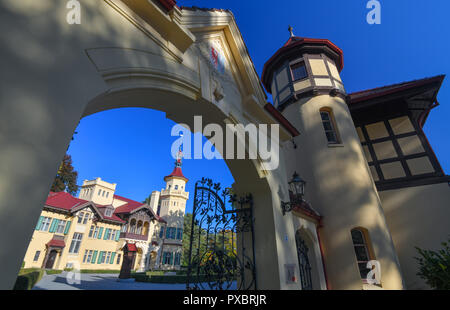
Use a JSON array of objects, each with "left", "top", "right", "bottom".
[
  {"left": 119, "top": 251, "right": 136, "bottom": 279},
  {"left": 45, "top": 250, "right": 57, "bottom": 269}
]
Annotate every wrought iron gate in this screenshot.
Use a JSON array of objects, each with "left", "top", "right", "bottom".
[{"left": 186, "top": 178, "right": 256, "bottom": 290}]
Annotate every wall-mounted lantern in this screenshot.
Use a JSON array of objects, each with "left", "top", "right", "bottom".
[{"left": 281, "top": 172, "right": 306, "bottom": 216}]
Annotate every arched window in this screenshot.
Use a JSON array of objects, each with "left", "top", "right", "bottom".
[
  {"left": 351, "top": 228, "right": 375, "bottom": 280},
  {"left": 143, "top": 222, "right": 150, "bottom": 236},
  {"left": 320, "top": 108, "right": 339, "bottom": 144},
  {"left": 136, "top": 221, "right": 143, "bottom": 235},
  {"left": 129, "top": 219, "right": 136, "bottom": 234}
]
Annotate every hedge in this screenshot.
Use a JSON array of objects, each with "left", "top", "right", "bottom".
[
  {"left": 46, "top": 269, "right": 63, "bottom": 275},
  {"left": 133, "top": 273, "right": 236, "bottom": 284},
  {"left": 14, "top": 269, "right": 45, "bottom": 290},
  {"left": 81, "top": 269, "right": 120, "bottom": 274}
]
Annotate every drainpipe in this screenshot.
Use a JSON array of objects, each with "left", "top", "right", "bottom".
[{"left": 316, "top": 218, "right": 330, "bottom": 290}]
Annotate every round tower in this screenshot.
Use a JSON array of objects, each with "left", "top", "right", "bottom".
[{"left": 262, "top": 28, "right": 404, "bottom": 289}]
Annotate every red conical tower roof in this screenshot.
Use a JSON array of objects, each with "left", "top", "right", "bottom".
[{"left": 164, "top": 166, "right": 188, "bottom": 182}]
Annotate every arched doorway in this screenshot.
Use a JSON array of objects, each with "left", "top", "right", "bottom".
[
  {"left": 44, "top": 250, "right": 58, "bottom": 269},
  {"left": 294, "top": 228, "right": 324, "bottom": 290},
  {"left": 295, "top": 231, "right": 313, "bottom": 290}
]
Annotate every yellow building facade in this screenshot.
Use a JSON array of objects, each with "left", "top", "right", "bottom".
[{"left": 23, "top": 162, "right": 189, "bottom": 272}]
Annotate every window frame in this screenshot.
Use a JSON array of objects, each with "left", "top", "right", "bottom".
[
  {"left": 88, "top": 225, "right": 95, "bottom": 238},
  {"left": 77, "top": 212, "right": 84, "bottom": 224},
  {"left": 55, "top": 220, "right": 67, "bottom": 234},
  {"left": 320, "top": 109, "right": 340, "bottom": 144},
  {"left": 69, "top": 232, "right": 83, "bottom": 254},
  {"left": 40, "top": 217, "right": 52, "bottom": 231},
  {"left": 290, "top": 61, "right": 308, "bottom": 82},
  {"left": 351, "top": 228, "right": 375, "bottom": 282},
  {"left": 33, "top": 250, "right": 40, "bottom": 262}
]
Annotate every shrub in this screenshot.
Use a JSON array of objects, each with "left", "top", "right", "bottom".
[
  {"left": 415, "top": 238, "right": 450, "bottom": 290},
  {"left": 46, "top": 270, "right": 63, "bottom": 275},
  {"left": 14, "top": 269, "right": 45, "bottom": 290}
]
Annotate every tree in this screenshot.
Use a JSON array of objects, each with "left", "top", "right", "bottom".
[
  {"left": 182, "top": 213, "right": 208, "bottom": 267},
  {"left": 51, "top": 154, "right": 79, "bottom": 195},
  {"left": 415, "top": 237, "right": 450, "bottom": 290},
  {"left": 142, "top": 195, "right": 151, "bottom": 205}
]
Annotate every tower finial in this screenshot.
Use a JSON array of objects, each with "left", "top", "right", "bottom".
[
  {"left": 288, "top": 25, "right": 294, "bottom": 37},
  {"left": 175, "top": 133, "right": 183, "bottom": 168}
]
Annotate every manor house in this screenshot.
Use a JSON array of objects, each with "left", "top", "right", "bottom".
[{"left": 22, "top": 158, "right": 188, "bottom": 272}]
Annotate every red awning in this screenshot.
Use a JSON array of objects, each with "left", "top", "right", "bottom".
[
  {"left": 46, "top": 238, "right": 65, "bottom": 248},
  {"left": 126, "top": 243, "right": 137, "bottom": 252}
]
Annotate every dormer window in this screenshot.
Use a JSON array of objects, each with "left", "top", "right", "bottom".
[
  {"left": 290, "top": 61, "right": 307, "bottom": 81},
  {"left": 105, "top": 207, "right": 113, "bottom": 217}
]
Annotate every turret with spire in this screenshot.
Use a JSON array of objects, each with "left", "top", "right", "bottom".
[{"left": 159, "top": 144, "right": 189, "bottom": 218}]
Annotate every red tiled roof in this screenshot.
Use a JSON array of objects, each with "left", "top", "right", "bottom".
[
  {"left": 347, "top": 75, "right": 445, "bottom": 104},
  {"left": 46, "top": 238, "right": 65, "bottom": 248},
  {"left": 164, "top": 167, "right": 187, "bottom": 181},
  {"left": 46, "top": 191, "right": 88, "bottom": 211},
  {"left": 113, "top": 195, "right": 166, "bottom": 223},
  {"left": 45, "top": 192, "right": 123, "bottom": 224},
  {"left": 113, "top": 195, "right": 144, "bottom": 214}
]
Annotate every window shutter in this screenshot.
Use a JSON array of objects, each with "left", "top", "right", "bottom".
[
  {"left": 91, "top": 251, "right": 98, "bottom": 264},
  {"left": 97, "top": 251, "right": 104, "bottom": 264},
  {"left": 166, "top": 227, "right": 170, "bottom": 239},
  {"left": 115, "top": 230, "right": 120, "bottom": 241},
  {"left": 159, "top": 227, "right": 164, "bottom": 238},
  {"left": 64, "top": 221, "right": 72, "bottom": 235},
  {"left": 103, "top": 228, "right": 109, "bottom": 240},
  {"left": 170, "top": 252, "right": 174, "bottom": 265},
  {"left": 110, "top": 252, "right": 116, "bottom": 264},
  {"left": 48, "top": 219, "right": 55, "bottom": 233},
  {"left": 35, "top": 216, "right": 44, "bottom": 230},
  {"left": 49, "top": 219, "right": 58, "bottom": 233},
  {"left": 98, "top": 227, "right": 104, "bottom": 239},
  {"left": 54, "top": 219, "right": 60, "bottom": 232}
]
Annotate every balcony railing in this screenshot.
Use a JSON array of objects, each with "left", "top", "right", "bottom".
[
  {"left": 120, "top": 232, "right": 148, "bottom": 241},
  {"left": 160, "top": 189, "right": 189, "bottom": 199},
  {"left": 151, "top": 235, "right": 182, "bottom": 245}
]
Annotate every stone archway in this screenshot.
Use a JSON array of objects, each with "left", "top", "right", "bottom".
[{"left": 0, "top": 1, "right": 298, "bottom": 289}]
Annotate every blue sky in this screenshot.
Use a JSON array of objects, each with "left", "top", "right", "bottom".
[{"left": 68, "top": 0, "right": 450, "bottom": 212}]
